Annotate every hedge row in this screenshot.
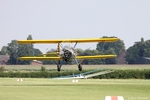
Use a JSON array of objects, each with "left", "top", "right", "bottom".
[
  {"left": 96, "top": 69, "right": 150, "bottom": 79},
  {"left": 0, "top": 69, "right": 150, "bottom": 79},
  {"left": 0, "top": 70, "right": 84, "bottom": 78}
]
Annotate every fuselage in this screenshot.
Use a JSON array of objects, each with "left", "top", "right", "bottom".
[{"left": 59, "top": 46, "right": 77, "bottom": 62}]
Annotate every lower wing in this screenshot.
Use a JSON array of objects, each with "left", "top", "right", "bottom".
[
  {"left": 18, "top": 57, "right": 62, "bottom": 60},
  {"left": 18, "top": 55, "right": 116, "bottom": 60},
  {"left": 76, "top": 55, "right": 117, "bottom": 59}
]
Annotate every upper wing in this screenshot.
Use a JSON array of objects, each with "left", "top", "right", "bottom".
[
  {"left": 18, "top": 56, "right": 62, "bottom": 60},
  {"left": 76, "top": 55, "right": 117, "bottom": 59},
  {"left": 17, "top": 38, "right": 120, "bottom": 44}
]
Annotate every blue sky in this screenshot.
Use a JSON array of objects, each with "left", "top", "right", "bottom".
[{"left": 0, "top": 0, "right": 150, "bottom": 53}]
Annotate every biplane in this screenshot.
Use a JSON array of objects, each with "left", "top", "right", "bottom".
[{"left": 17, "top": 38, "right": 120, "bottom": 71}]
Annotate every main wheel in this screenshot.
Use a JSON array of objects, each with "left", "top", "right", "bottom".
[{"left": 78, "top": 64, "right": 82, "bottom": 71}]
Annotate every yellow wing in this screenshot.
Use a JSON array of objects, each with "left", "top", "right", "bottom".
[
  {"left": 18, "top": 55, "right": 116, "bottom": 60},
  {"left": 76, "top": 55, "right": 117, "bottom": 59},
  {"left": 18, "top": 56, "right": 62, "bottom": 60},
  {"left": 17, "top": 38, "right": 120, "bottom": 44}
]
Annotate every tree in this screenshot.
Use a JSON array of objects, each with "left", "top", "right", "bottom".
[
  {"left": 77, "top": 49, "right": 104, "bottom": 64},
  {"left": 16, "top": 44, "right": 42, "bottom": 64},
  {"left": 96, "top": 36, "right": 125, "bottom": 64},
  {"left": 7, "top": 40, "right": 20, "bottom": 64},
  {"left": 42, "top": 49, "right": 58, "bottom": 65},
  {"left": 26, "top": 34, "right": 33, "bottom": 55},
  {"left": 6, "top": 40, "right": 31, "bottom": 64},
  {"left": 126, "top": 38, "right": 150, "bottom": 64},
  {"left": 27, "top": 34, "right": 33, "bottom": 40},
  {"left": 143, "top": 40, "right": 150, "bottom": 57},
  {"left": 135, "top": 37, "right": 145, "bottom": 57},
  {"left": 96, "top": 36, "right": 125, "bottom": 55},
  {"left": 7, "top": 35, "right": 42, "bottom": 65},
  {"left": 75, "top": 48, "right": 84, "bottom": 56},
  {"left": 0, "top": 46, "right": 9, "bottom": 55},
  {"left": 16, "top": 44, "right": 31, "bottom": 64},
  {"left": 126, "top": 45, "right": 140, "bottom": 64}
]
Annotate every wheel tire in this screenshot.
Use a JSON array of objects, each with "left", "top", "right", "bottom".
[{"left": 78, "top": 64, "right": 82, "bottom": 71}]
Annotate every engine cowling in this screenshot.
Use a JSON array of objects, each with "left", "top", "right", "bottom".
[{"left": 63, "top": 49, "right": 72, "bottom": 62}]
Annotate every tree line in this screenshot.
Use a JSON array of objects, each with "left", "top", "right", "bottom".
[
  {"left": 126, "top": 38, "right": 150, "bottom": 64},
  {"left": 0, "top": 35, "right": 150, "bottom": 65}
]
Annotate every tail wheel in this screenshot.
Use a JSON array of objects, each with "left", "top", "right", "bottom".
[{"left": 78, "top": 64, "right": 82, "bottom": 71}]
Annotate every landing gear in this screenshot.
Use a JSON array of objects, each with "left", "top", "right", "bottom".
[
  {"left": 57, "top": 64, "right": 61, "bottom": 71},
  {"left": 78, "top": 64, "right": 82, "bottom": 71},
  {"left": 57, "top": 61, "right": 61, "bottom": 71}
]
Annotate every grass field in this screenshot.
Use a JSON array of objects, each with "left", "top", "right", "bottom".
[
  {"left": 1, "top": 65, "right": 150, "bottom": 100},
  {"left": 0, "top": 78, "right": 150, "bottom": 100},
  {"left": 2, "top": 64, "right": 150, "bottom": 71}
]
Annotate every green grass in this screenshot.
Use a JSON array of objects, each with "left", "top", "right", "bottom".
[
  {"left": 0, "top": 78, "right": 150, "bottom": 100},
  {"left": 2, "top": 64, "right": 150, "bottom": 71}
]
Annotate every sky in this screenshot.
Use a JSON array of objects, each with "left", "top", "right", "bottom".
[{"left": 0, "top": 0, "right": 150, "bottom": 53}]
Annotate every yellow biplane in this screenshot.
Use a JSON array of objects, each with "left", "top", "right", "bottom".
[{"left": 17, "top": 38, "right": 119, "bottom": 71}]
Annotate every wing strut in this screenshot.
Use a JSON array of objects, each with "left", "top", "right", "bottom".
[
  {"left": 57, "top": 43, "right": 60, "bottom": 52},
  {"left": 74, "top": 42, "right": 78, "bottom": 48},
  {"left": 73, "top": 42, "right": 82, "bottom": 71},
  {"left": 57, "top": 60, "right": 64, "bottom": 71},
  {"left": 74, "top": 58, "right": 79, "bottom": 65},
  {"left": 73, "top": 57, "right": 82, "bottom": 71}
]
